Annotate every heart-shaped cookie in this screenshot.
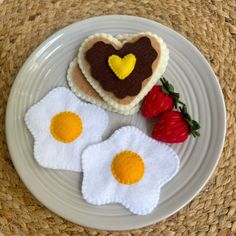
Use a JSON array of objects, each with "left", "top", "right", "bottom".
[
  {"left": 67, "top": 58, "right": 140, "bottom": 115},
  {"left": 78, "top": 32, "right": 169, "bottom": 111}
]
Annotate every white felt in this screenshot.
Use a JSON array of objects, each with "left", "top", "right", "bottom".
[
  {"left": 81, "top": 126, "right": 180, "bottom": 215},
  {"left": 25, "top": 87, "right": 108, "bottom": 172}
]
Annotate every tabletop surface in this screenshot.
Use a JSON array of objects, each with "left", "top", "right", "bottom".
[{"left": 0, "top": 0, "right": 235, "bottom": 235}]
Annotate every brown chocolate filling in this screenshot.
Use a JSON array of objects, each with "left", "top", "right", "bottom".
[{"left": 86, "top": 37, "right": 158, "bottom": 99}]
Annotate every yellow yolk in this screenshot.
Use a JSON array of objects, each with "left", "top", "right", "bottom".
[
  {"left": 50, "top": 111, "right": 83, "bottom": 143},
  {"left": 111, "top": 150, "right": 144, "bottom": 185}
]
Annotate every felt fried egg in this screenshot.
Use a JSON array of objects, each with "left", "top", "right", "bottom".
[
  {"left": 81, "top": 126, "right": 180, "bottom": 215},
  {"left": 24, "top": 87, "right": 108, "bottom": 172}
]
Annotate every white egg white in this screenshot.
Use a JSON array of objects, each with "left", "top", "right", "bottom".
[
  {"left": 81, "top": 126, "right": 179, "bottom": 215},
  {"left": 25, "top": 87, "right": 108, "bottom": 172}
]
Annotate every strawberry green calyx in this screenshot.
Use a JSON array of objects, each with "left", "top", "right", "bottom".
[
  {"left": 179, "top": 104, "right": 200, "bottom": 137},
  {"left": 160, "top": 77, "right": 181, "bottom": 108}
]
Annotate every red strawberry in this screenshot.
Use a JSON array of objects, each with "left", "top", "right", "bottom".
[
  {"left": 152, "top": 105, "right": 200, "bottom": 143},
  {"left": 141, "top": 78, "right": 179, "bottom": 119}
]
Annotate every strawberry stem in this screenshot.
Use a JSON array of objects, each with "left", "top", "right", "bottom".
[
  {"left": 160, "top": 77, "right": 200, "bottom": 138},
  {"left": 160, "top": 77, "right": 180, "bottom": 108},
  {"left": 179, "top": 104, "right": 200, "bottom": 137}
]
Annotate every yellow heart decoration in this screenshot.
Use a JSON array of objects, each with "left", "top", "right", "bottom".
[{"left": 108, "top": 53, "right": 136, "bottom": 80}]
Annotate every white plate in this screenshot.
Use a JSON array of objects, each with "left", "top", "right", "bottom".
[{"left": 6, "top": 15, "right": 226, "bottom": 230}]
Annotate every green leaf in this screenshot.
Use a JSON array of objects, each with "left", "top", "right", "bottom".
[
  {"left": 183, "top": 105, "right": 187, "bottom": 113},
  {"left": 185, "top": 113, "right": 191, "bottom": 120},
  {"left": 171, "top": 92, "right": 179, "bottom": 99},
  {"left": 192, "top": 120, "right": 200, "bottom": 129},
  {"left": 178, "top": 100, "right": 185, "bottom": 106},
  {"left": 160, "top": 77, "right": 166, "bottom": 85},
  {"left": 168, "top": 84, "right": 174, "bottom": 92},
  {"left": 161, "top": 86, "right": 169, "bottom": 95},
  {"left": 178, "top": 103, "right": 200, "bottom": 138},
  {"left": 159, "top": 78, "right": 201, "bottom": 139}
]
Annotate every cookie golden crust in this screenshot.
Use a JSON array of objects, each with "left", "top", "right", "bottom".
[{"left": 78, "top": 32, "right": 169, "bottom": 111}]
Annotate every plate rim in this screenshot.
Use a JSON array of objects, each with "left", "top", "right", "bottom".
[{"left": 5, "top": 14, "right": 227, "bottom": 230}]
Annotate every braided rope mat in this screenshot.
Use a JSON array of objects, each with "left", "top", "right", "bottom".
[{"left": 0, "top": 0, "right": 235, "bottom": 235}]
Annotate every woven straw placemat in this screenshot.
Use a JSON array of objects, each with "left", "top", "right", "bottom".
[{"left": 0, "top": 0, "right": 235, "bottom": 235}]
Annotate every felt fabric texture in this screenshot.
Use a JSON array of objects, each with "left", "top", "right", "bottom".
[
  {"left": 67, "top": 58, "right": 140, "bottom": 115},
  {"left": 108, "top": 53, "right": 137, "bottom": 80},
  {"left": 0, "top": 1, "right": 234, "bottom": 235},
  {"left": 24, "top": 87, "right": 108, "bottom": 172},
  {"left": 81, "top": 126, "right": 179, "bottom": 215},
  {"left": 66, "top": 30, "right": 140, "bottom": 117},
  {"left": 78, "top": 32, "right": 169, "bottom": 110}
]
